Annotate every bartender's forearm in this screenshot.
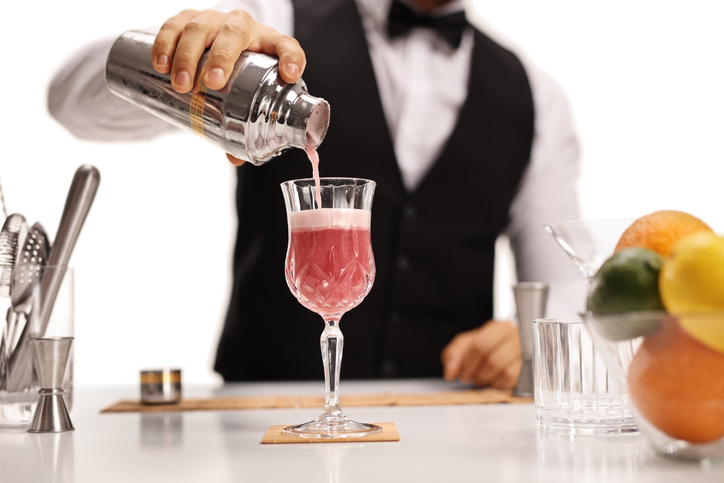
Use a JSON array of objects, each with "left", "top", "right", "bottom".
[
  {"left": 46, "top": 20, "right": 299, "bottom": 143},
  {"left": 48, "top": 0, "right": 297, "bottom": 143},
  {"left": 505, "top": 65, "right": 586, "bottom": 317},
  {"left": 47, "top": 35, "right": 177, "bottom": 142}
]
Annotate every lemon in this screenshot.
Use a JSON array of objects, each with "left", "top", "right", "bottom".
[
  {"left": 660, "top": 232, "right": 724, "bottom": 354},
  {"left": 587, "top": 247, "right": 665, "bottom": 314}
]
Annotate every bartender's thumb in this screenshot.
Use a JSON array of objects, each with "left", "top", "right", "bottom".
[{"left": 227, "top": 153, "right": 246, "bottom": 166}]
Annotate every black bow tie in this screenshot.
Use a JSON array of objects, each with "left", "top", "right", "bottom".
[{"left": 387, "top": 0, "right": 468, "bottom": 49}]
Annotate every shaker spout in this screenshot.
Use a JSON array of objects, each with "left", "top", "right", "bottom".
[{"left": 289, "top": 93, "right": 330, "bottom": 150}]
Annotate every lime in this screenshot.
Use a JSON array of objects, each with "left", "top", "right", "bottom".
[{"left": 587, "top": 248, "right": 665, "bottom": 314}]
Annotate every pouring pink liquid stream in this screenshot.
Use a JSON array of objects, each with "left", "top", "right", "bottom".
[{"left": 306, "top": 144, "right": 323, "bottom": 208}]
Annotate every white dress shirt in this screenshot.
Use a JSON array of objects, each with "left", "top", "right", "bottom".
[{"left": 47, "top": 0, "right": 587, "bottom": 317}]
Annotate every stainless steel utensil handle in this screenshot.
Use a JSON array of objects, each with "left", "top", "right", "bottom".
[
  {"left": 7, "top": 165, "right": 100, "bottom": 391},
  {"left": 39, "top": 164, "right": 100, "bottom": 330}
]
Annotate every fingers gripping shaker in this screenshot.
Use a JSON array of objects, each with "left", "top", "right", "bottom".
[{"left": 105, "top": 30, "right": 330, "bottom": 165}]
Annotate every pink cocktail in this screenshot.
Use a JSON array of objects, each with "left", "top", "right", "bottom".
[
  {"left": 281, "top": 178, "right": 379, "bottom": 439},
  {"left": 286, "top": 208, "right": 374, "bottom": 319}
]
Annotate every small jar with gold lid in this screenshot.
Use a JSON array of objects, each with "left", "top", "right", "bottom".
[{"left": 140, "top": 369, "right": 182, "bottom": 405}]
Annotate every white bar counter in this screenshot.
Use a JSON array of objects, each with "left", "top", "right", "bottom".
[{"left": 1, "top": 379, "right": 722, "bottom": 482}]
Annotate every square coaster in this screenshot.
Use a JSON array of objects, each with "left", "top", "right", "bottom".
[{"left": 261, "top": 422, "right": 400, "bottom": 444}]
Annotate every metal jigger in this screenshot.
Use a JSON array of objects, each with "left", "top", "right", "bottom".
[
  {"left": 27, "top": 337, "right": 75, "bottom": 433},
  {"left": 512, "top": 282, "right": 549, "bottom": 398}
]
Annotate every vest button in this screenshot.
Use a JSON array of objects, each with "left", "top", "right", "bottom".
[
  {"left": 402, "top": 203, "right": 418, "bottom": 221},
  {"left": 396, "top": 254, "right": 412, "bottom": 272},
  {"left": 380, "top": 359, "right": 397, "bottom": 377}
]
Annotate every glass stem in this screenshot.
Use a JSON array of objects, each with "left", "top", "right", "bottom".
[{"left": 320, "top": 319, "right": 344, "bottom": 420}]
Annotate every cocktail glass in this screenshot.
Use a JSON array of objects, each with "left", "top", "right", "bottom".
[
  {"left": 544, "top": 219, "right": 635, "bottom": 281},
  {"left": 280, "top": 178, "right": 380, "bottom": 438}
]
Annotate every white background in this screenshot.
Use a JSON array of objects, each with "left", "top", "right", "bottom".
[{"left": 1, "top": 1, "right": 723, "bottom": 385}]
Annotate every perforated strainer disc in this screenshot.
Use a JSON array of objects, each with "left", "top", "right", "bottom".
[
  {"left": 0, "top": 214, "right": 27, "bottom": 298},
  {"left": 11, "top": 222, "right": 50, "bottom": 309}
]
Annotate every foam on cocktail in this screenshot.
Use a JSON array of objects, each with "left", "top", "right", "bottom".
[{"left": 288, "top": 208, "right": 371, "bottom": 230}]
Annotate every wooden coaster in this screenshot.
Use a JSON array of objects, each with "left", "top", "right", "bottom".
[{"left": 261, "top": 422, "right": 400, "bottom": 444}]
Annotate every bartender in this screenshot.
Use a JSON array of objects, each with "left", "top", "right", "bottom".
[{"left": 48, "top": 0, "right": 585, "bottom": 387}]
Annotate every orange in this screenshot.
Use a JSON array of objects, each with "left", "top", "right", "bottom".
[
  {"left": 615, "top": 210, "right": 713, "bottom": 257},
  {"left": 627, "top": 318, "right": 724, "bottom": 443}
]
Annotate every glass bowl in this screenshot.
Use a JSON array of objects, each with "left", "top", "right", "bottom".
[{"left": 584, "top": 311, "right": 724, "bottom": 463}]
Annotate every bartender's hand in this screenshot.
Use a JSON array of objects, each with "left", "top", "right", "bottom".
[
  {"left": 153, "top": 9, "right": 305, "bottom": 167},
  {"left": 441, "top": 321, "right": 522, "bottom": 388},
  {"left": 152, "top": 9, "right": 306, "bottom": 93}
]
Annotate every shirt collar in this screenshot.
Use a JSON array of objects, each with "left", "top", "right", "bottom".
[{"left": 355, "top": 0, "right": 466, "bottom": 31}]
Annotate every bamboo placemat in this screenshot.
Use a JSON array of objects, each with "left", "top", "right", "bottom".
[
  {"left": 101, "top": 388, "right": 531, "bottom": 413},
  {"left": 261, "top": 422, "right": 400, "bottom": 444},
  {"left": 102, "top": 395, "right": 298, "bottom": 413}
]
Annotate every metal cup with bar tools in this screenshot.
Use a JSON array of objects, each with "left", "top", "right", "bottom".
[{"left": 0, "top": 164, "right": 100, "bottom": 431}]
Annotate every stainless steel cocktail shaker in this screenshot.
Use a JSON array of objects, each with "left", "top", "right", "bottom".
[{"left": 105, "top": 30, "right": 330, "bottom": 165}]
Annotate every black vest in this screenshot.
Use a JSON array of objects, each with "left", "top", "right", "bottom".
[{"left": 214, "top": 0, "right": 534, "bottom": 381}]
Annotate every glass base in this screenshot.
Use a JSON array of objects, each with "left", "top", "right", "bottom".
[
  {"left": 0, "top": 399, "right": 36, "bottom": 429},
  {"left": 0, "top": 387, "right": 73, "bottom": 429},
  {"left": 537, "top": 412, "right": 639, "bottom": 435},
  {"left": 283, "top": 418, "right": 382, "bottom": 439}
]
